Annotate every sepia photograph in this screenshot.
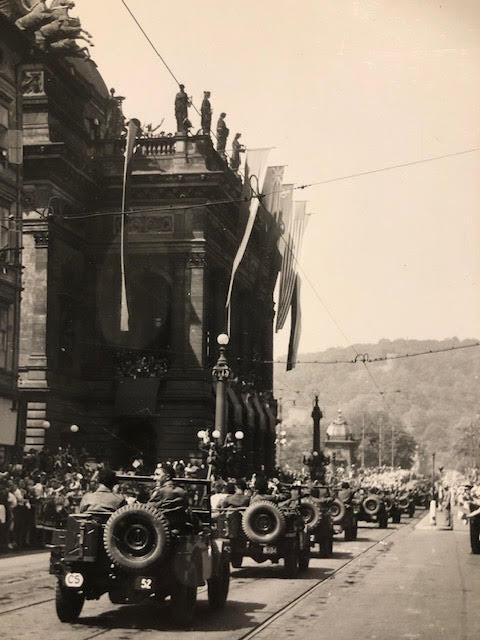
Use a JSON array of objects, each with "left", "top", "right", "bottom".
[{"left": 0, "top": 1, "right": 479, "bottom": 638}]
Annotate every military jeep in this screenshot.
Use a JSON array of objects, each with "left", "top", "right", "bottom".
[
  {"left": 354, "top": 491, "right": 389, "bottom": 529},
  {"left": 329, "top": 497, "right": 358, "bottom": 541},
  {"left": 395, "top": 492, "right": 416, "bottom": 519},
  {"left": 295, "top": 485, "right": 335, "bottom": 555},
  {"left": 49, "top": 476, "right": 230, "bottom": 626},
  {"left": 215, "top": 497, "right": 310, "bottom": 577}
]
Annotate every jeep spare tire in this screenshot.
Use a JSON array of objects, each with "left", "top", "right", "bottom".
[
  {"left": 363, "top": 495, "right": 381, "bottom": 516},
  {"left": 299, "top": 499, "right": 322, "bottom": 531},
  {"left": 330, "top": 498, "right": 346, "bottom": 523},
  {"left": 242, "top": 501, "right": 286, "bottom": 544},
  {"left": 104, "top": 503, "right": 170, "bottom": 572}
]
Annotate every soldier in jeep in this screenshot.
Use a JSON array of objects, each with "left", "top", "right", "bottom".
[
  {"left": 147, "top": 470, "right": 189, "bottom": 530},
  {"left": 79, "top": 469, "right": 125, "bottom": 514}
]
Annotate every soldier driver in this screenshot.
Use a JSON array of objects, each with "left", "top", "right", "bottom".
[{"left": 79, "top": 469, "right": 125, "bottom": 513}]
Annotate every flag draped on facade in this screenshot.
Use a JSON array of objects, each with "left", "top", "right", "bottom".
[
  {"left": 120, "top": 118, "right": 141, "bottom": 332},
  {"left": 225, "top": 148, "right": 271, "bottom": 322},
  {"left": 261, "top": 166, "right": 286, "bottom": 224},
  {"left": 275, "top": 199, "right": 307, "bottom": 332},
  {"left": 286, "top": 274, "right": 302, "bottom": 370}
]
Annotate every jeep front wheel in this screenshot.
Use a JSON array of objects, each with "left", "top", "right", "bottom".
[{"left": 55, "top": 582, "right": 84, "bottom": 623}]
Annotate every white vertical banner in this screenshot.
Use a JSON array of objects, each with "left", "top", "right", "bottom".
[
  {"left": 120, "top": 118, "right": 141, "bottom": 332},
  {"left": 225, "top": 148, "right": 272, "bottom": 322}
]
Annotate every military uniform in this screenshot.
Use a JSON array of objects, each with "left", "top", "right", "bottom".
[{"left": 79, "top": 486, "right": 125, "bottom": 514}]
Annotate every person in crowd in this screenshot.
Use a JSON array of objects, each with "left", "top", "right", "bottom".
[{"left": 210, "top": 479, "right": 229, "bottom": 512}]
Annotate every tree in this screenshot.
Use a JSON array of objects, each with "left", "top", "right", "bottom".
[
  {"left": 452, "top": 415, "right": 480, "bottom": 470},
  {"left": 352, "top": 410, "right": 417, "bottom": 469}
]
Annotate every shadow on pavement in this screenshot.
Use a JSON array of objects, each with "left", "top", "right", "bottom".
[{"left": 78, "top": 598, "right": 268, "bottom": 632}]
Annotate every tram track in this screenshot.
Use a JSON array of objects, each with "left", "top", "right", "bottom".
[{"left": 0, "top": 519, "right": 419, "bottom": 639}]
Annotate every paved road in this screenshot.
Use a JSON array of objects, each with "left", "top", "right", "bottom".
[{"left": 0, "top": 512, "right": 478, "bottom": 639}]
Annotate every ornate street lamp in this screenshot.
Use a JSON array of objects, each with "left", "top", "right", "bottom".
[{"left": 212, "top": 333, "right": 231, "bottom": 442}]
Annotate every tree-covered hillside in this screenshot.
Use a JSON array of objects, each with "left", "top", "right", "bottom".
[{"left": 274, "top": 338, "right": 480, "bottom": 471}]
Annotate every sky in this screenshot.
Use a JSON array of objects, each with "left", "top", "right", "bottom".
[{"left": 75, "top": 0, "right": 480, "bottom": 356}]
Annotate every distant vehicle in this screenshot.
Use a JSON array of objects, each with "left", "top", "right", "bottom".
[
  {"left": 49, "top": 477, "right": 230, "bottom": 626},
  {"left": 354, "top": 491, "right": 389, "bottom": 529},
  {"left": 330, "top": 496, "right": 359, "bottom": 541},
  {"left": 215, "top": 494, "right": 310, "bottom": 577},
  {"left": 299, "top": 495, "right": 335, "bottom": 555},
  {"left": 395, "top": 492, "right": 416, "bottom": 519}
]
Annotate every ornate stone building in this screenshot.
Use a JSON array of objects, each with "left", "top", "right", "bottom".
[
  {"left": 0, "top": 14, "right": 27, "bottom": 463},
  {"left": 324, "top": 410, "right": 359, "bottom": 469},
  {"left": 1, "top": 2, "right": 280, "bottom": 471}
]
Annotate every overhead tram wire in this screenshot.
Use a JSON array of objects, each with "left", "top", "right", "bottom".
[
  {"left": 268, "top": 341, "right": 480, "bottom": 364},
  {"left": 60, "top": 145, "right": 480, "bottom": 221}
]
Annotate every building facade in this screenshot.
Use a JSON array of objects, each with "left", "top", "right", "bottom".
[
  {"left": 1, "top": 3, "right": 280, "bottom": 472},
  {"left": 0, "top": 14, "right": 26, "bottom": 463}
]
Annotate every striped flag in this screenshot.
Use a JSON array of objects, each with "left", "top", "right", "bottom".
[
  {"left": 287, "top": 274, "right": 302, "bottom": 371},
  {"left": 276, "top": 200, "right": 307, "bottom": 332},
  {"left": 225, "top": 148, "right": 271, "bottom": 315},
  {"left": 120, "top": 118, "right": 141, "bottom": 332},
  {"left": 261, "top": 166, "right": 286, "bottom": 223}
]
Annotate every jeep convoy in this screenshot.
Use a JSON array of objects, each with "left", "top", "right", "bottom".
[{"left": 47, "top": 473, "right": 423, "bottom": 626}]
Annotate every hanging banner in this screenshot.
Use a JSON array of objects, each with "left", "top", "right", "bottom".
[
  {"left": 286, "top": 274, "right": 302, "bottom": 371},
  {"left": 261, "top": 166, "right": 286, "bottom": 223},
  {"left": 120, "top": 118, "right": 141, "bottom": 332},
  {"left": 276, "top": 198, "right": 307, "bottom": 331},
  {"left": 225, "top": 148, "right": 272, "bottom": 314}
]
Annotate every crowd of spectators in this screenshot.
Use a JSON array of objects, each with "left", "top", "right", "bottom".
[
  {"left": 0, "top": 446, "right": 104, "bottom": 554},
  {"left": 0, "top": 448, "right": 215, "bottom": 554}
]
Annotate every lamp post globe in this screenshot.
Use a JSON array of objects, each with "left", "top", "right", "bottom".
[{"left": 70, "top": 424, "right": 79, "bottom": 433}]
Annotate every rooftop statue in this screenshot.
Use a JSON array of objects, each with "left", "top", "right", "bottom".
[
  {"left": 216, "top": 112, "right": 229, "bottom": 155},
  {"left": 14, "top": 0, "right": 93, "bottom": 58},
  {"left": 201, "top": 90, "right": 212, "bottom": 135},
  {"left": 15, "top": 0, "right": 56, "bottom": 30},
  {"left": 105, "top": 88, "right": 126, "bottom": 139},
  {"left": 230, "top": 132, "right": 245, "bottom": 171},
  {"left": 40, "top": 16, "right": 93, "bottom": 47},
  {"left": 174, "top": 84, "right": 191, "bottom": 133}
]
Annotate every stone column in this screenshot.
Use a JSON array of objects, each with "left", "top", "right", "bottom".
[{"left": 18, "top": 228, "right": 49, "bottom": 449}]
